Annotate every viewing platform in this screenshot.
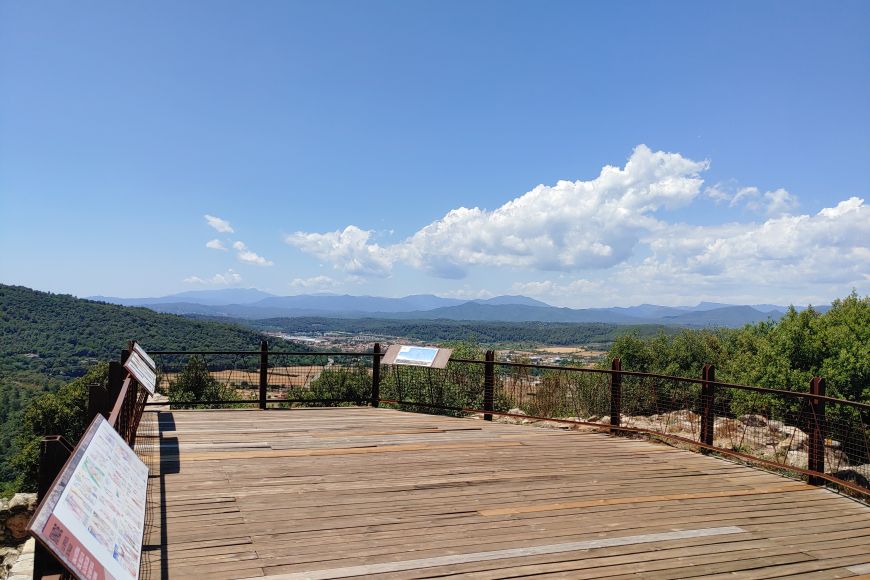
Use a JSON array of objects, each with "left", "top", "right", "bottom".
[{"left": 136, "top": 406, "right": 870, "bottom": 579}]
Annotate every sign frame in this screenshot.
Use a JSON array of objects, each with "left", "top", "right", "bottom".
[
  {"left": 381, "top": 344, "right": 453, "bottom": 369},
  {"left": 130, "top": 342, "right": 155, "bottom": 372},
  {"left": 27, "top": 415, "right": 149, "bottom": 580},
  {"left": 123, "top": 351, "right": 156, "bottom": 395}
]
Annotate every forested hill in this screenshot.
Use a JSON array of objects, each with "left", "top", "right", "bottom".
[
  {"left": 0, "top": 284, "right": 294, "bottom": 491},
  {"left": 0, "top": 284, "right": 283, "bottom": 382},
  {"left": 243, "top": 317, "right": 671, "bottom": 346}
]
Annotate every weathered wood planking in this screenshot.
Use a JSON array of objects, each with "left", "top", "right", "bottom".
[{"left": 136, "top": 407, "right": 870, "bottom": 579}]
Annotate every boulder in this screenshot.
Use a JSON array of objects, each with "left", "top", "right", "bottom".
[
  {"left": 738, "top": 414, "right": 768, "bottom": 427},
  {"left": 3, "top": 514, "right": 28, "bottom": 541},
  {"left": 767, "top": 419, "right": 785, "bottom": 432},
  {"left": 776, "top": 426, "right": 808, "bottom": 451},
  {"left": 832, "top": 465, "right": 870, "bottom": 488}
]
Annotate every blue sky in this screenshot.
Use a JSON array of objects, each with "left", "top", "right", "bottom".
[{"left": 1, "top": 1, "right": 868, "bottom": 307}]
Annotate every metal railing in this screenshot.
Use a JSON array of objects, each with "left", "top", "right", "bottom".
[
  {"left": 33, "top": 344, "right": 151, "bottom": 579},
  {"left": 143, "top": 343, "right": 869, "bottom": 498}
]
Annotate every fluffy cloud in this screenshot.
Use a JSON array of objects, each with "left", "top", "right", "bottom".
[
  {"left": 183, "top": 269, "right": 242, "bottom": 286},
  {"left": 289, "top": 275, "right": 341, "bottom": 290},
  {"left": 284, "top": 145, "right": 868, "bottom": 304},
  {"left": 206, "top": 238, "right": 227, "bottom": 251},
  {"left": 233, "top": 241, "right": 273, "bottom": 266},
  {"left": 705, "top": 183, "right": 798, "bottom": 216},
  {"left": 205, "top": 214, "right": 234, "bottom": 233},
  {"left": 288, "top": 145, "right": 708, "bottom": 278},
  {"left": 638, "top": 197, "right": 869, "bottom": 285},
  {"left": 285, "top": 226, "right": 392, "bottom": 276},
  {"left": 511, "top": 279, "right": 603, "bottom": 299}
]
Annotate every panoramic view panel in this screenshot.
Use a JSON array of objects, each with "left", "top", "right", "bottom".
[{"left": 1, "top": 1, "right": 869, "bottom": 579}]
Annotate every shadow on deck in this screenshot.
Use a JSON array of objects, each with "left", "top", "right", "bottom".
[{"left": 136, "top": 407, "right": 870, "bottom": 580}]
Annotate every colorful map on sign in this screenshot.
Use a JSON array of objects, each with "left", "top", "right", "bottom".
[{"left": 37, "top": 417, "right": 149, "bottom": 580}]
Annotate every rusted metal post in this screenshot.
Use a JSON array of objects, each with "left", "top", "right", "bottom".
[
  {"left": 610, "top": 358, "right": 622, "bottom": 432},
  {"left": 34, "top": 436, "right": 74, "bottom": 579},
  {"left": 483, "top": 350, "right": 495, "bottom": 421},
  {"left": 259, "top": 340, "right": 268, "bottom": 410},
  {"left": 808, "top": 376, "right": 826, "bottom": 485},
  {"left": 700, "top": 364, "right": 715, "bottom": 448},
  {"left": 370, "top": 343, "right": 381, "bottom": 407},
  {"left": 87, "top": 382, "right": 109, "bottom": 421},
  {"left": 107, "top": 360, "right": 125, "bottom": 405}
]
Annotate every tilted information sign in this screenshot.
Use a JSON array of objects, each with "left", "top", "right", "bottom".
[
  {"left": 382, "top": 345, "right": 453, "bottom": 369},
  {"left": 130, "top": 342, "right": 155, "bottom": 372},
  {"left": 123, "top": 351, "right": 156, "bottom": 395},
  {"left": 28, "top": 415, "right": 149, "bottom": 580}
]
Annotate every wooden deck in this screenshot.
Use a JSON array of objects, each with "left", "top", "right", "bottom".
[{"left": 136, "top": 407, "right": 870, "bottom": 579}]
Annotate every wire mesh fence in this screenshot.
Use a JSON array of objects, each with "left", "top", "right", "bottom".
[
  {"left": 147, "top": 347, "right": 869, "bottom": 495},
  {"left": 152, "top": 351, "right": 375, "bottom": 407}
]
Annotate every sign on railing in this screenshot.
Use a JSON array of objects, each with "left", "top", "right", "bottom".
[
  {"left": 28, "top": 415, "right": 149, "bottom": 580},
  {"left": 382, "top": 345, "right": 452, "bottom": 369},
  {"left": 123, "top": 342, "right": 155, "bottom": 395}
]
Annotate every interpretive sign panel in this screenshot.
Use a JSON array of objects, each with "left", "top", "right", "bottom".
[
  {"left": 28, "top": 415, "right": 148, "bottom": 580},
  {"left": 382, "top": 344, "right": 453, "bottom": 369},
  {"left": 130, "top": 342, "right": 155, "bottom": 372},
  {"left": 123, "top": 351, "right": 155, "bottom": 395}
]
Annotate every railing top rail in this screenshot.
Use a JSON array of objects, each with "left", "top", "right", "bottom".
[
  {"left": 452, "top": 357, "right": 870, "bottom": 411},
  {"left": 147, "top": 349, "right": 868, "bottom": 411},
  {"left": 149, "top": 350, "right": 382, "bottom": 356}
]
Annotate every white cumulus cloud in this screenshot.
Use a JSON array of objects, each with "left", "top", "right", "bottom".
[
  {"left": 615, "top": 197, "right": 870, "bottom": 300},
  {"left": 183, "top": 269, "right": 242, "bottom": 286},
  {"left": 205, "top": 214, "right": 234, "bottom": 233},
  {"left": 288, "top": 145, "right": 708, "bottom": 278},
  {"left": 233, "top": 241, "right": 274, "bottom": 266},
  {"left": 289, "top": 275, "right": 341, "bottom": 290},
  {"left": 286, "top": 226, "right": 393, "bottom": 276},
  {"left": 705, "top": 183, "right": 798, "bottom": 216},
  {"left": 206, "top": 239, "right": 227, "bottom": 251}
]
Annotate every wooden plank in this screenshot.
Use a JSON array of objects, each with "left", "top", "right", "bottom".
[{"left": 136, "top": 407, "right": 870, "bottom": 580}]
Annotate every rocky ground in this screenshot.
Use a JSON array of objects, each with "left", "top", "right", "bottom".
[{"left": 1, "top": 494, "right": 36, "bottom": 580}]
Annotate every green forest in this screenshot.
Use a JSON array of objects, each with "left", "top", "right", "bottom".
[
  {"left": 0, "top": 284, "right": 290, "bottom": 492},
  {"left": 605, "top": 291, "right": 869, "bottom": 403},
  {"left": 244, "top": 316, "right": 670, "bottom": 347},
  {"left": 2, "top": 284, "right": 867, "bottom": 496}
]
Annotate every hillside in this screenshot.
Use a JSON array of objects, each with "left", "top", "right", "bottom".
[
  {"left": 89, "top": 288, "right": 798, "bottom": 327},
  {"left": 245, "top": 317, "right": 671, "bottom": 346},
  {"left": 0, "top": 284, "right": 293, "bottom": 490}
]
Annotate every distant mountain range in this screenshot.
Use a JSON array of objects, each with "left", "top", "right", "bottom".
[{"left": 86, "top": 288, "right": 828, "bottom": 328}]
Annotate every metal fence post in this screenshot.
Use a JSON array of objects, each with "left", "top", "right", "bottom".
[
  {"left": 483, "top": 350, "right": 495, "bottom": 421},
  {"left": 371, "top": 343, "right": 381, "bottom": 408},
  {"left": 259, "top": 340, "right": 268, "bottom": 410},
  {"left": 808, "top": 376, "right": 826, "bottom": 485},
  {"left": 610, "top": 358, "right": 622, "bottom": 432},
  {"left": 107, "top": 360, "right": 125, "bottom": 404},
  {"left": 34, "top": 436, "right": 74, "bottom": 578},
  {"left": 87, "top": 382, "right": 109, "bottom": 421},
  {"left": 700, "top": 364, "right": 715, "bottom": 449}
]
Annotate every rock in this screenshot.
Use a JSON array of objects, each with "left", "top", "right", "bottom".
[
  {"left": 825, "top": 448, "right": 849, "bottom": 473},
  {"left": 4, "top": 513, "right": 29, "bottom": 540},
  {"left": 508, "top": 408, "right": 526, "bottom": 416},
  {"left": 786, "top": 450, "right": 808, "bottom": 470},
  {"left": 832, "top": 465, "right": 870, "bottom": 488},
  {"left": 7, "top": 494, "right": 36, "bottom": 513},
  {"left": 738, "top": 414, "right": 768, "bottom": 427},
  {"left": 767, "top": 420, "right": 785, "bottom": 432},
  {"left": 587, "top": 415, "right": 600, "bottom": 422},
  {"left": 539, "top": 421, "right": 572, "bottom": 430},
  {"left": 776, "top": 426, "right": 808, "bottom": 451}
]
